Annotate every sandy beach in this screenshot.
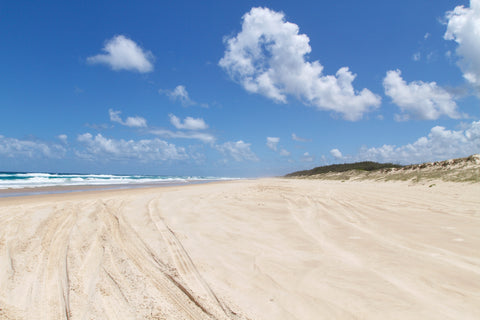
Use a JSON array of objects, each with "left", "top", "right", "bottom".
[{"left": 1, "top": 178, "right": 479, "bottom": 319}]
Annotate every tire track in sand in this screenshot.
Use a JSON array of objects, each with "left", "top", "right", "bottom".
[
  {"left": 97, "top": 200, "right": 219, "bottom": 320},
  {"left": 281, "top": 190, "right": 480, "bottom": 319},
  {"left": 147, "top": 198, "right": 241, "bottom": 320},
  {"left": 27, "top": 204, "right": 77, "bottom": 320}
]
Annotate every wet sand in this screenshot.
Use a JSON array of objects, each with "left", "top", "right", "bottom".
[{"left": 1, "top": 178, "right": 479, "bottom": 319}]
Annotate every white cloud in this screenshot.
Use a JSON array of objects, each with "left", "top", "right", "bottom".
[
  {"left": 161, "top": 85, "right": 195, "bottom": 106},
  {"left": 383, "top": 70, "right": 463, "bottom": 120},
  {"left": 330, "top": 148, "right": 343, "bottom": 159},
  {"left": 266, "top": 136, "right": 291, "bottom": 156},
  {"left": 266, "top": 137, "right": 280, "bottom": 151},
  {"left": 444, "top": 0, "right": 480, "bottom": 88},
  {"left": 109, "top": 109, "right": 122, "bottom": 123},
  {"left": 355, "top": 120, "right": 480, "bottom": 164},
  {"left": 57, "top": 134, "right": 68, "bottom": 144},
  {"left": 0, "top": 135, "right": 66, "bottom": 159},
  {"left": 169, "top": 114, "right": 208, "bottom": 130},
  {"left": 150, "top": 129, "right": 215, "bottom": 143},
  {"left": 219, "top": 7, "right": 381, "bottom": 121},
  {"left": 109, "top": 109, "right": 147, "bottom": 128},
  {"left": 412, "top": 52, "right": 421, "bottom": 61},
  {"left": 76, "top": 133, "right": 187, "bottom": 161},
  {"left": 124, "top": 117, "right": 147, "bottom": 128},
  {"left": 216, "top": 140, "right": 258, "bottom": 161},
  {"left": 292, "top": 133, "right": 310, "bottom": 142},
  {"left": 301, "top": 152, "right": 314, "bottom": 162},
  {"left": 87, "top": 35, "right": 154, "bottom": 73}
]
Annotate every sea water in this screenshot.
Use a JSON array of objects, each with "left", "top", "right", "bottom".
[{"left": 0, "top": 172, "right": 237, "bottom": 190}]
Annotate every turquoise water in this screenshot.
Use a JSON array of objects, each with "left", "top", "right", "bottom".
[{"left": 0, "top": 172, "right": 236, "bottom": 189}]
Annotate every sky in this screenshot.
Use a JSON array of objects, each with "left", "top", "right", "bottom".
[{"left": 1, "top": 0, "right": 479, "bottom": 177}]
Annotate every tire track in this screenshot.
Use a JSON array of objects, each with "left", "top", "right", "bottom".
[
  {"left": 72, "top": 201, "right": 107, "bottom": 320},
  {"left": 97, "top": 200, "right": 217, "bottom": 320},
  {"left": 147, "top": 198, "right": 238, "bottom": 320},
  {"left": 282, "top": 189, "right": 480, "bottom": 318},
  {"left": 326, "top": 193, "right": 480, "bottom": 274},
  {"left": 27, "top": 204, "right": 77, "bottom": 320}
]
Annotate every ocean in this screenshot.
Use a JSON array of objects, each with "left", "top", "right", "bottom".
[{"left": 0, "top": 172, "right": 237, "bottom": 190}]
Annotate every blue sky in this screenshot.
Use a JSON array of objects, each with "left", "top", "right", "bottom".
[{"left": 1, "top": 0, "right": 479, "bottom": 176}]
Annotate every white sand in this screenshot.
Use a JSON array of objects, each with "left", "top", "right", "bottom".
[{"left": 1, "top": 179, "right": 479, "bottom": 319}]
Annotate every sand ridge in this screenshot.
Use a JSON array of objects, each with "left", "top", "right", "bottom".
[{"left": 1, "top": 179, "right": 480, "bottom": 319}]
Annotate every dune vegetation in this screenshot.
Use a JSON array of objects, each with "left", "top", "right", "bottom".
[{"left": 286, "top": 155, "right": 480, "bottom": 183}]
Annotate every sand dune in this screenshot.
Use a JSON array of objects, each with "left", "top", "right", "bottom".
[
  {"left": 289, "top": 154, "right": 480, "bottom": 183},
  {"left": 1, "top": 179, "right": 480, "bottom": 319}
]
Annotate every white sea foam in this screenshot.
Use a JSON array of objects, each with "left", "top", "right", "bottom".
[{"left": 0, "top": 172, "right": 238, "bottom": 189}]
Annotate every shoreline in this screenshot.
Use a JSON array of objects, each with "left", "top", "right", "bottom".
[{"left": 0, "top": 179, "right": 236, "bottom": 198}]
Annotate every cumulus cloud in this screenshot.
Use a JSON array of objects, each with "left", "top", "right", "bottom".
[
  {"left": 0, "top": 135, "right": 66, "bottom": 159},
  {"left": 76, "top": 133, "right": 187, "bottom": 161},
  {"left": 109, "top": 109, "right": 147, "bottom": 128},
  {"left": 355, "top": 120, "right": 480, "bottom": 164},
  {"left": 169, "top": 114, "right": 208, "bottom": 130},
  {"left": 330, "top": 148, "right": 343, "bottom": 159},
  {"left": 266, "top": 137, "right": 280, "bottom": 151},
  {"left": 279, "top": 149, "right": 291, "bottom": 156},
  {"left": 444, "top": 0, "right": 480, "bottom": 88},
  {"left": 219, "top": 7, "right": 381, "bottom": 121},
  {"left": 383, "top": 70, "right": 463, "bottom": 120},
  {"left": 216, "top": 140, "right": 258, "bottom": 161},
  {"left": 150, "top": 129, "right": 215, "bottom": 144},
  {"left": 87, "top": 35, "right": 154, "bottom": 73}
]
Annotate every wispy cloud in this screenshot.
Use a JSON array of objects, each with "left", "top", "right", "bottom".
[
  {"left": 109, "top": 109, "right": 147, "bottom": 128},
  {"left": 301, "top": 152, "right": 314, "bottom": 162},
  {"left": 160, "top": 85, "right": 199, "bottom": 107},
  {"left": 74, "top": 86, "right": 84, "bottom": 94},
  {"left": 57, "top": 134, "right": 68, "bottom": 144},
  {"left": 292, "top": 133, "right": 310, "bottom": 142},
  {"left": 87, "top": 35, "right": 154, "bottom": 73},
  {"left": 266, "top": 137, "right": 280, "bottom": 151},
  {"left": 0, "top": 135, "right": 66, "bottom": 159},
  {"left": 383, "top": 69, "right": 464, "bottom": 120},
  {"left": 216, "top": 140, "right": 258, "bottom": 161},
  {"left": 150, "top": 129, "right": 215, "bottom": 144},
  {"left": 266, "top": 137, "right": 290, "bottom": 156},
  {"left": 219, "top": 7, "right": 381, "bottom": 121},
  {"left": 85, "top": 123, "right": 112, "bottom": 131}
]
